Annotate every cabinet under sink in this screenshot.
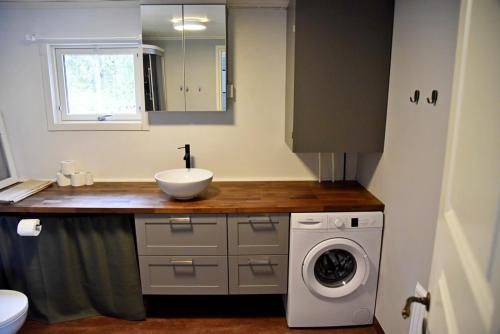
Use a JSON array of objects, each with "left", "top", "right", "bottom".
[{"left": 135, "top": 213, "right": 289, "bottom": 295}]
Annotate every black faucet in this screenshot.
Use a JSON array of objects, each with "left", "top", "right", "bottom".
[{"left": 178, "top": 144, "right": 191, "bottom": 169}]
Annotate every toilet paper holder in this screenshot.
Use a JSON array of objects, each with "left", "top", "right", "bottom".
[{"left": 17, "top": 219, "right": 42, "bottom": 236}]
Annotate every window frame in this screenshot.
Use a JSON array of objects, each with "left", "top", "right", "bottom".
[
  {"left": 0, "top": 113, "right": 18, "bottom": 189},
  {"left": 42, "top": 42, "right": 148, "bottom": 131}
]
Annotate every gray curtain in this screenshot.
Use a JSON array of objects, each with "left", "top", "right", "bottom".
[{"left": 0, "top": 214, "right": 146, "bottom": 323}]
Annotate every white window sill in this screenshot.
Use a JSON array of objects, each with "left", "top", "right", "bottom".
[{"left": 47, "top": 120, "right": 149, "bottom": 131}]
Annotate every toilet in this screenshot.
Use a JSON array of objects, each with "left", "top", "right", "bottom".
[{"left": 0, "top": 290, "right": 28, "bottom": 334}]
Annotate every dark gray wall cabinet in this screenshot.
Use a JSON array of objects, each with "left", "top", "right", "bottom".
[{"left": 285, "top": 0, "right": 394, "bottom": 152}]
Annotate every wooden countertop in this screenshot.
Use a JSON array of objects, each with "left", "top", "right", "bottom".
[{"left": 0, "top": 181, "right": 383, "bottom": 214}]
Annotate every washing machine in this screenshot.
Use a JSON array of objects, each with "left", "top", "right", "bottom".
[{"left": 286, "top": 211, "right": 383, "bottom": 327}]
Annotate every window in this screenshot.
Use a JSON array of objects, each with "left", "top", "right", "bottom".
[{"left": 44, "top": 44, "right": 147, "bottom": 130}]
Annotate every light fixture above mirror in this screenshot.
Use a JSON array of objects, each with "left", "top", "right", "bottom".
[
  {"left": 173, "top": 22, "right": 207, "bottom": 31},
  {"left": 171, "top": 16, "right": 209, "bottom": 31}
]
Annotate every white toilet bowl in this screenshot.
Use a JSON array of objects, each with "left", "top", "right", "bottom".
[{"left": 0, "top": 290, "right": 28, "bottom": 334}]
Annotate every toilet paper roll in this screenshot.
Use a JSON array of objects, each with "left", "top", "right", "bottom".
[
  {"left": 17, "top": 219, "right": 42, "bottom": 237},
  {"left": 60, "top": 160, "right": 77, "bottom": 175},
  {"left": 85, "top": 172, "right": 94, "bottom": 186},
  {"left": 56, "top": 172, "right": 71, "bottom": 187},
  {"left": 70, "top": 172, "right": 86, "bottom": 187}
]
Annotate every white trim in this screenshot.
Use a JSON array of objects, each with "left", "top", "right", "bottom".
[
  {"left": 445, "top": 209, "right": 494, "bottom": 331},
  {"left": 0, "top": 1, "right": 139, "bottom": 10},
  {"left": 54, "top": 47, "right": 141, "bottom": 121},
  {"left": 0, "top": 113, "right": 18, "bottom": 189},
  {"left": 0, "top": 0, "right": 289, "bottom": 9},
  {"left": 25, "top": 34, "right": 140, "bottom": 44},
  {"left": 143, "top": 36, "right": 226, "bottom": 41},
  {"left": 215, "top": 45, "right": 226, "bottom": 111},
  {"left": 443, "top": 0, "right": 473, "bottom": 212},
  {"left": 141, "top": 0, "right": 226, "bottom": 5},
  {"left": 437, "top": 273, "right": 460, "bottom": 334},
  {"left": 140, "top": 0, "right": 287, "bottom": 8},
  {"left": 47, "top": 120, "right": 148, "bottom": 131},
  {"left": 40, "top": 42, "right": 149, "bottom": 131},
  {"left": 228, "top": 0, "right": 288, "bottom": 8}
]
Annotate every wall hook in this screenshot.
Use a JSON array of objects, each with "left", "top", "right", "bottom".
[
  {"left": 426, "top": 90, "right": 438, "bottom": 106},
  {"left": 410, "top": 90, "right": 420, "bottom": 104}
]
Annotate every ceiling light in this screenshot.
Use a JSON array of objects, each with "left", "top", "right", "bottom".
[{"left": 173, "top": 22, "right": 207, "bottom": 31}]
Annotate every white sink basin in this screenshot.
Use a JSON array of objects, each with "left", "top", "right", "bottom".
[{"left": 154, "top": 168, "right": 213, "bottom": 200}]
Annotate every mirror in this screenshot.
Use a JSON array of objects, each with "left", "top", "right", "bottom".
[{"left": 141, "top": 4, "right": 227, "bottom": 112}]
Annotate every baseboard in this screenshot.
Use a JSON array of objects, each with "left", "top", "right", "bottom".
[{"left": 374, "top": 317, "right": 385, "bottom": 334}]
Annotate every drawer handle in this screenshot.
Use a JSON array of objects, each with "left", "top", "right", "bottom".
[
  {"left": 248, "top": 216, "right": 271, "bottom": 223},
  {"left": 248, "top": 259, "right": 271, "bottom": 266},
  {"left": 170, "top": 259, "right": 194, "bottom": 266},
  {"left": 248, "top": 221, "right": 276, "bottom": 231},
  {"left": 167, "top": 217, "right": 192, "bottom": 224}
]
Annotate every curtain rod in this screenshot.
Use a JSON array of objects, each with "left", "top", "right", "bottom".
[{"left": 24, "top": 34, "right": 141, "bottom": 43}]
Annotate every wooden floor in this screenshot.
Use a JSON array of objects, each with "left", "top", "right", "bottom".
[{"left": 20, "top": 295, "right": 379, "bottom": 334}]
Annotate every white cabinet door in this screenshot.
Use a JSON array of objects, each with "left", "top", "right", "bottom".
[{"left": 426, "top": 0, "right": 500, "bottom": 333}]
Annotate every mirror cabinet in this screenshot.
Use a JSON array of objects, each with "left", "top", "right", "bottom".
[{"left": 141, "top": 5, "right": 227, "bottom": 112}]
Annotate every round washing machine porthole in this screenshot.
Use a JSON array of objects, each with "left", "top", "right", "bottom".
[{"left": 302, "top": 238, "right": 370, "bottom": 299}]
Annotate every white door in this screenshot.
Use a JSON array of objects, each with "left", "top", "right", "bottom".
[{"left": 425, "top": 0, "right": 500, "bottom": 333}]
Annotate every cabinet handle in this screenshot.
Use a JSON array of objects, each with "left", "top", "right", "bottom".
[
  {"left": 248, "top": 259, "right": 271, "bottom": 266},
  {"left": 170, "top": 259, "right": 194, "bottom": 266},
  {"left": 167, "top": 217, "right": 191, "bottom": 224},
  {"left": 248, "top": 216, "right": 272, "bottom": 223}
]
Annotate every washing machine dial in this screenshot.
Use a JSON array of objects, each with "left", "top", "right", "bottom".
[{"left": 333, "top": 218, "right": 345, "bottom": 229}]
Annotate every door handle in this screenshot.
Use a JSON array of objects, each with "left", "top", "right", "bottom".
[{"left": 402, "top": 292, "right": 431, "bottom": 319}]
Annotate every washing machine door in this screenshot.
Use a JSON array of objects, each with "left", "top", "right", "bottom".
[{"left": 302, "top": 238, "right": 370, "bottom": 298}]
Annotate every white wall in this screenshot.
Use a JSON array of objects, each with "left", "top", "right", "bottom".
[
  {"left": 356, "top": 0, "right": 460, "bottom": 333},
  {"left": 0, "top": 4, "right": 319, "bottom": 181}
]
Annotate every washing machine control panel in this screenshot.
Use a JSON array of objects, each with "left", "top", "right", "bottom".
[
  {"left": 291, "top": 213, "right": 328, "bottom": 230},
  {"left": 291, "top": 212, "right": 383, "bottom": 230},
  {"left": 327, "top": 212, "right": 383, "bottom": 230}
]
